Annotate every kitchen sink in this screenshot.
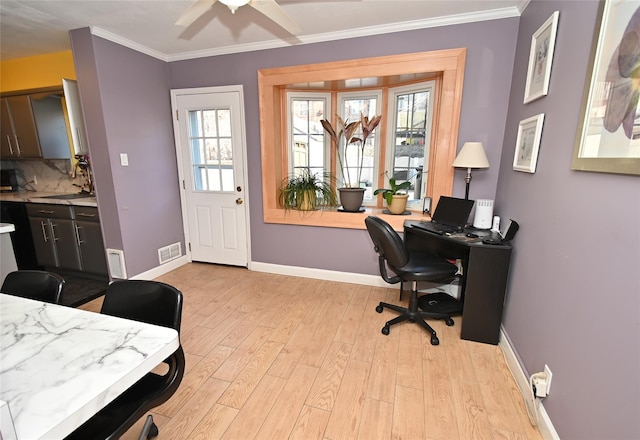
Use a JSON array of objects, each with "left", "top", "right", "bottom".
[{"left": 41, "top": 193, "right": 93, "bottom": 200}]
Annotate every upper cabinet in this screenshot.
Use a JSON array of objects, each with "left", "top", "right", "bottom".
[
  {"left": 62, "top": 79, "right": 89, "bottom": 156},
  {"left": 0, "top": 86, "right": 84, "bottom": 161},
  {"left": 1, "top": 95, "right": 42, "bottom": 158}
]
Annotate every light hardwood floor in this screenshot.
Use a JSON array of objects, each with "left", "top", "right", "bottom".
[{"left": 80, "top": 262, "right": 542, "bottom": 440}]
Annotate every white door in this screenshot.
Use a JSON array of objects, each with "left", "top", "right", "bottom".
[{"left": 171, "top": 86, "right": 249, "bottom": 266}]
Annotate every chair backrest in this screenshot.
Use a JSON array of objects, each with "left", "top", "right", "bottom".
[
  {"left": 100, "top": 280, "right": 183, "bottom": 331},
  {"left": 1, "top": 270, "right": 65, "bottom": 304},
  {"left": 364, "top": 216, "right": 409, "bottom": 269}
]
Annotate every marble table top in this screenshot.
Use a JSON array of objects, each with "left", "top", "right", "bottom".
[{"left": 0, "top": 294, "right": 179, "bottom": 440}]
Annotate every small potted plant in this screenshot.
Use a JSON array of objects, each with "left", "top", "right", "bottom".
[
  {"left": 373, "top": 174, "right": 411, "bottom": 214},
  {"left": 278, "top": 170, "right": 337, "bottom": 212}
]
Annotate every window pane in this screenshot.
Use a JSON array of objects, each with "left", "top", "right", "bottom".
[
  {"left": 188, "top": 108, "right": 235, "bottom": 193},
  {"left": 341, "top": 97, "right": 378, "bottom": 201},
  {"left": 393, "top": 90, "right": 429, "bottom": 201},
  {"left": 289, "top": 97, "right": 327, "bottom": 174}
]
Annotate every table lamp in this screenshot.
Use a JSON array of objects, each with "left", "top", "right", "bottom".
[{"left": 452, "top": 142, "right": 490, "bottom": 199}]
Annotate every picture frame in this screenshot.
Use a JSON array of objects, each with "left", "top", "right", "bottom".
[
  {"left": 523, "top": 11, "right": 560, "bottom": 104},
  {"left": 513, "top": 114, "right": 545, "bottom": 173},
  {"left": 571, "top": 0, "right": 640, "bottom": 175}
]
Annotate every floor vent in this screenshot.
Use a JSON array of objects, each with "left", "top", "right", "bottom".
[
  {"left": 158, "top": 242, "right": 181, "bottom": 265},
  {"left": 106, "top": 249, "right": 127, "bottom": 279}
]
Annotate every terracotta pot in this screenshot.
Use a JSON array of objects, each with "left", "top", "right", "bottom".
[
  {"left": 387, "top": 194, "right": 409, "bottom": 214},
  {"left": 338, "top": 187, "right": 365, "bottom": 212}
]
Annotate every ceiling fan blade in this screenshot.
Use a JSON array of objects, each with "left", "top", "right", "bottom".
[
  {"left": 249, "top": 0, "right": 302, "bottom": 35},
  {"left": 176, "top": 0, "right": 218, "bottom": 27}
]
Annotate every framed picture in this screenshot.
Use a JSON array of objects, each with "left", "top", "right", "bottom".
[
  {"left": 524, "top": 11, "right": 560, "bottom": 104},
  {"left": 513, "top": 114, "right": 545, "bottom": 173},
  {"left": 572, "top": 0, "right": 640, "bottom": 175}
]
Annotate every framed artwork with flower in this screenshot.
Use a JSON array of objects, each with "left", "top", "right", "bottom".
[
  {"left": 513, "top": 114, "right": 545, "bottom": 173},
  {"left": 524, "top": 11, "right": 560, "bottom": 104},
  {"left": 572, "top": 0, "right": 640, "bottom": 175}
]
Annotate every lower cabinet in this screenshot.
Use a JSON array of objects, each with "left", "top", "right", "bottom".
[
  {"left": 26, "top": 204, "right": 107, "bottom": 276},
  {"left": 74, "top": 206, "right": 108, "bottom": 275}
]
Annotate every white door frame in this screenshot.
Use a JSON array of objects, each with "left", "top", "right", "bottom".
[{"left": 170, "top": 85, "right": 251, "bottom": 266}]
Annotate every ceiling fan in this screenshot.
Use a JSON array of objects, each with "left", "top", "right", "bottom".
[{"left": 176, "top": 0, "right": 302, "bottom": 35}]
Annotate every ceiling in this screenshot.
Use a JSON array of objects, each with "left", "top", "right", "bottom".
[{"left": 0, "top": 0, "right": 527, "bottom": 62}]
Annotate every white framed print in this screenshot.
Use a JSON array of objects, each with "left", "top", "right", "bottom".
[
  {"left": 513, "top": 114, "right": 545, "bottom": 173},
  {"left": 523, "top": 11, "right": 560, "bottom": 103}
]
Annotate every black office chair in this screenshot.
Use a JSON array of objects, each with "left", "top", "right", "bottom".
[
  {"left": 365, "top": 216, "right": 461, "bottom": 345},
  {"left": 1, "top": 270, "right": 65, "bottom": 304},
  {"left": 65, "top": 280, "right": 186, "bottom": 440}
]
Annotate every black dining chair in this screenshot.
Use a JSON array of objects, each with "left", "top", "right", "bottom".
[
  {"left": 365, "top": 216, "right": 461, "bottom": 345},
  {"left": 65, "top": 280, "right": 185, "bottom": 440},
  {"left": 1, "top": 270, "right": 65, "bottom": 304}
]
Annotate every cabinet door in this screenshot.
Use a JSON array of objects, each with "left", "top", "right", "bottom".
[
  {"left": 51, "top": 218, "right": 82, "bottom": 271},
  {"left": 76, "top": 220, "right": 108, "bottom": 275},
  {"left": 62, "top": 79, "right": 89, "bottom": 156},
  {"left": 28, "top": 217, "right": 58, "bottom": 267},
  {"left": 30, "top": 92, "right": 71, "bottom": 159},
  {"left": 1, "top": 99, "right": 16, "bottom": 157},
  {"left": 6, "top": 96, "right": 41, "bottom": 158}
]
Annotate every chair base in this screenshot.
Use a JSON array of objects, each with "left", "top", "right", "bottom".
[{"left": 376, "top": 284, "right": 455, "bottom": 346}]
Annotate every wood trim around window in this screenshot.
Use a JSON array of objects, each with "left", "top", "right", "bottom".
[{"left": 258, "top": 48, "right": 466, "bottom": 231}]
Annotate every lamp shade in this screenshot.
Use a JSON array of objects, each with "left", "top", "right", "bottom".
[{"left": 452, "top": 142, "right": 490, "bottom": 169}]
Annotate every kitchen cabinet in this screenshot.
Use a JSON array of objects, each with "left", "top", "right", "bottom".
[
  {"left": 0, "top": 96, "right": 42, "bottom": 158},
  {"left": 26, "top": 204, "right": 81, "bottom": 271},
  {"left": 74, "top": 206, "right": 108, "bottom": 275}
]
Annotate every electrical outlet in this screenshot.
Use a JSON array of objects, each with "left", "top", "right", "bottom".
[
  {"left": 33, "top": 175, "right": 37, "bottom": 185},
  {"left": 544, "top": 364, "right": 552, "bottom": 395}
]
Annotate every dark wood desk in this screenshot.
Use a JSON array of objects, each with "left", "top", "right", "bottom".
[{"left": 403, "top": 220, "right": 512, "bottom": 345}]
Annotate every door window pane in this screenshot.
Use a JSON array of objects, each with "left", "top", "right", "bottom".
[{"left": 188, "top": 109, "right": 234, "bottom": 192}]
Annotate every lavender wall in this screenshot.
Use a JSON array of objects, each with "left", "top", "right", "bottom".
[
  {"left": 497, "top": 1, "right": 640, "bottom": 438},
  {"left": 169, "top": 18, "right": 519, "bottom": 274},
  {"left": 70, "top": 29, "right": 184, "bottom": 277}
]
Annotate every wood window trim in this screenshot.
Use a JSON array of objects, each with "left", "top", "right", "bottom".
[{"left": 258, "top": 48, "right": 466, "bottom": 231}]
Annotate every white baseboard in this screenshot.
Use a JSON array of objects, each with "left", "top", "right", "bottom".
[
  {"left": 129, "top": 255, "right": 189, "bottom": 281},
  {"left": 499, "top": 329, "right": 559, "bottom": 440},
  {"left": 249, "top": 261, "right": 389, "bottom": 287}
]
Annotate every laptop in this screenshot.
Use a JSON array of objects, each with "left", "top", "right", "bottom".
[{"left": 415, "top": 196, "right": 475, "bottom": 234}]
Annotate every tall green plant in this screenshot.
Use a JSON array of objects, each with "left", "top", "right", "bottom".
[{"left": 321, "top": 113, "right": 382, "bottom": 188}]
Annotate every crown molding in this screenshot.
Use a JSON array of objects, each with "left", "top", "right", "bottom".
[{"left": 91, "top": 6, "right": 521, "bottom": 63}]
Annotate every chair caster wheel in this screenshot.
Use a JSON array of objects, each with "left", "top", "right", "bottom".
[
  {"left": 445, "top": 318, "right": 454, "bottom": 326},
  {"left": 375, "top": 305, "right": 383, "bottom": 313},
  {"left": 381, "top": 325, "right": 390, "bottom": 335},
  {"left": 147, "top": 422, "right": 159, "bottom": 439},
  {"left": 430, "top": 335, "right": 439, "bottom": 345}
]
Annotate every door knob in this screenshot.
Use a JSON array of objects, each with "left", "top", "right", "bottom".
[{"left": 236, "top": 198, "right": 243, "bottom": 205}]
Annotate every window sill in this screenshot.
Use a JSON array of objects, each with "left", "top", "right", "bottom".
[{"left": 263, "top": 207, "right": 428, "bottom": 231}]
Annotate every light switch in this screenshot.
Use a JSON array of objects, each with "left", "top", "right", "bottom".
[{"left": 120, "top": 153, "right": 129, "bottom": 166}]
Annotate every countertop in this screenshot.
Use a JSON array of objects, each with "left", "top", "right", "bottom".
[
  {"left": 0, "top": 223, "right": 15, "bottom": 234},
  {"left": 0, "top": 294, "right": 179, "bottom": 439},
  {"left": 0, "top": 191, "right": 97, "bottom": 207}
]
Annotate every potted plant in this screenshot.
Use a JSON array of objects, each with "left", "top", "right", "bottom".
[
  {"left": 374, "top": 174, "right": 412, "bottom": 214},
  {"left": 278, "top": 170, "right": 337, "bottom": 212},
  {"left": 321, "top": 113, "right": 382, "bottom": 212}
]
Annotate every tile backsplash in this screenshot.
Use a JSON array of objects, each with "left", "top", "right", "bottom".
[{"left": 0, "top": 159, "right": 85, "bottom": 193}]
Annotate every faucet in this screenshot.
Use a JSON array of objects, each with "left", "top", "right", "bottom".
[{"left": 72, "top": 154, "right": 94, "bottom": 195}]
